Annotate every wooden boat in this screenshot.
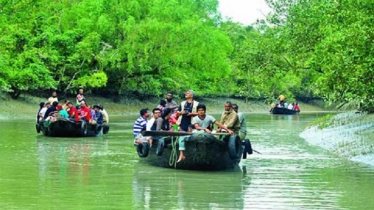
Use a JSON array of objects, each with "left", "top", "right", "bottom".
[
  {"left": 37, "top": 118, "right": 109, "bottom": 137},
  {"left": 270, "top": 106, "right": 300, "bottom": 115},
  {"left": 134, "top": 131, "right": 252, "bottom": 171}
]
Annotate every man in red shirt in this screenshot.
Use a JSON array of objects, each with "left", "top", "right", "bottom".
[
  {"left": 79, "top": 101, "right": 91, "bottom": 122},
  {"left": 67, "top": 102, "right": 80, "bottom": 122}
]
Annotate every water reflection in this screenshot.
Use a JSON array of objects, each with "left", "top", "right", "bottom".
[
  {"left": 270, "top": 114, "right": 300, "bottom": 121},
  {"left": 36, "top": 136, "right": 108, "bottom": 185},
  {"left": 132, "top": 164, "right": 251, "bottom": 209}
]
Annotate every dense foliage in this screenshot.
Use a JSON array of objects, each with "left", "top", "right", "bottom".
[
  {"left": 262, "top": 0, "right": 374, "bottom": 110},
  {"left": 1, "top": 0, "right": 373, "bottom": 111},
  {"left": 1, "top": 0, "right": 231, "bottom": 98}
]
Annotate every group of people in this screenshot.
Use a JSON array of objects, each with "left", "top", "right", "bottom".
[
  {"left": 273, "top": 94, "right": 300, "bottom": 111},
  {"left": 132, "top": 90, "right": 247, "bottom": 163},
  {"left": 36, "top": 88, "right": 109, "bottom": 127}
]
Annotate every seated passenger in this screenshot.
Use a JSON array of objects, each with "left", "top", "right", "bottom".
[
  {"left": 92, "top": 105, "right": 104, "bottom": 133},
  {"left": 92, "top": 105, "right": 104, "bottom": 125},
  {"left": 177, "top": 124, "right": 194, "bottom": 162},
  {"left": 157, "top": 99, "right": 166, "bottom": 113},
  {"left": 146, "top": 108, "right": 162, "bottom": 131},
  {"left": 44, "top": 101, "right": 59, "bottom": 119},
  {"left": 177, "top": 104, "right": 233, "bottom": 163},
  {"left": 169, "top": 112, "right": 179, "bottom": 130},
  {"left": 57, "top": 105, "right": 69, "bottom": 118},
  {"left": 156, "top": 108, "right": 171, "bottom": 131},
  {"left": 62, "top": 100, "right": 70, "bottom": 110},
  {"left": 37, "top": 102, "right": 47, "bottom": 123},
  {"left": 79, "top": 102, "right": 91, "bottom": 122},
  {"left": 67, "top": 101, "right": 80, "bottom": 122},
  {"left": 98, "top": 104, "right": 109, "bottom": 125},
  {"left": 192, "top": 104, "right": 233, "bottom": 134},
  {"left": 288, "top": 103, "right": 294, "bottom": 110},
  {"left": 133, "top": 108, "right": 153, "bottom": 147},
  {"left": 89, "top": 105, "right": 96, "bottom": 124},
  {"left": 232, "top": 104, "right": 247, "bottom": 140},
  {"left": 294, "top": 102, "right": 300, "bottom": 112},
  {"left": 218, "top": 101, "right": 240, "bottom": 134}
]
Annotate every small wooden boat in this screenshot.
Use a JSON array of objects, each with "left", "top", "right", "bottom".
[
  {"left": 270, "top": 106, "right": 300, "bottom": 115},
  {"left": 37, "top": 118, "right": 109, "bottom": 137},
  {"left": 134, "top": 131, "right": 252, "bottom": 171}
]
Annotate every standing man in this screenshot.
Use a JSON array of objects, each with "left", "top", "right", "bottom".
[
  {"left": 48, "top": 91, "right": 58, "bottom": 104},
  {"left": 219, "top": 101, "right": 240, "bottom": 134},
  {"left": 177, "top": 90, "right": 199, "bottom": 132},
  {"left": 165, "top": 92, "right": 178, "bottom": 114},
  {"left": 278, "top": 94, "right": 285, "bottom": 107},
  {"left": 232, "top": 104, "right": 247, "bottom": 140},
  {"left": 76, "top": 88, "right": 86, "bottom": 105},
  {"left": 133, "top": 108, "right": 153, "bottom": 146}
]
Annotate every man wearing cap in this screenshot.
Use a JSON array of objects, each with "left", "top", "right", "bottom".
[
  {"left": 133, "top": 108, "right": 153, "bottom": 146},
  {"left": 177, "top": 90, "right": 199, "bottom": 132}
]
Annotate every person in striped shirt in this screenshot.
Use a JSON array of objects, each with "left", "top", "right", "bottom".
[{"left": 133, "top": 108, "right": 153, "bottom": 146}]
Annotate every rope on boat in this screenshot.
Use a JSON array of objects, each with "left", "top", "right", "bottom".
[{"left": 169, "top": 136, "right": 178, "bottom": 168}]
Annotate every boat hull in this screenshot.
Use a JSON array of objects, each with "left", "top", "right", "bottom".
[
  {"left": 271, "top": 107, "right": 300, "bottom": 115},
  {"left": 38, "top": 118, "right": 104, "bottom": 137},
  {"left": 136, "top": 133, "right": 243, "bottom": 171}
]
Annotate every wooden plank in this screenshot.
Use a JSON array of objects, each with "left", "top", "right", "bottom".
[{"left": 142, "top": 130, "right": 231, "bottom": 137}]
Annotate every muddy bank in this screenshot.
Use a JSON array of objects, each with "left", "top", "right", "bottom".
[
  {"left": 300, "top": 112, "right": 374, "bottom": 166},
  {"left": 0, "top": 93, "right": 328, "bottom": 120}
]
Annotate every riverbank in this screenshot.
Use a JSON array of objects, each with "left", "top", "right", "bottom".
[
  {"left": 300, "top": 112, "right": 374, "bottom": 166},
  {"left": 0, "top": 93, "right": 329, "bottom": 120}
]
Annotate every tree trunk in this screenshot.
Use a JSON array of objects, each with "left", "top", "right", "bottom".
[{"left": 9, "top": 88, "right": 21, "bottom": 99}]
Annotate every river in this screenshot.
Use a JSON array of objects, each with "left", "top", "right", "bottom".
[{"left": 0, "top": 113, "right": 373, "bottom": 209}]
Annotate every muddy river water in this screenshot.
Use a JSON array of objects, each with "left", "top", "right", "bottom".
[{"left": 0, "top": 113, "right": 373, "bottom": 209}]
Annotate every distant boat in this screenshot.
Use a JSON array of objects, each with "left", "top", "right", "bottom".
[
  {"left": 134, "top": 131, "right": 253, "bottom": 171},
  {"left": 270, "top": 107, "right": 300, "bottom": 115},
  {"left": 37, "top": 118, "right": 109, "bottom": 137}
]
